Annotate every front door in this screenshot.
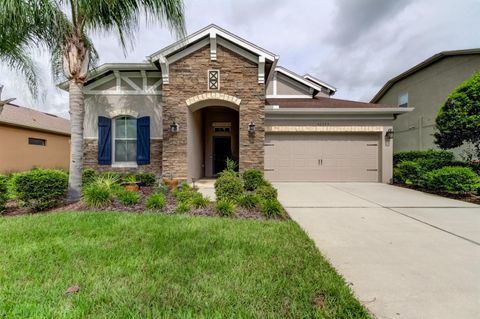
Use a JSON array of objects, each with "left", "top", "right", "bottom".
[{"left": 213, "top": 136, "right": 232, "bottom": 175}]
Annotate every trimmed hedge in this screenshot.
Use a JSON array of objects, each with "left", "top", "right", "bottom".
[
  {"left": 255, "top": 183, "right": 278, "bottom": 201},
  {"left": 215, "top": 173, "right": 243, "bottom": 202},
  {"left": 420, "top": 166, "right": 480, "bottom": 194},
  {"left": 393, "top": 159, "right": 453, "bottom": 185},
  {"left": 0, "top": 175, "right": 8, "bottom": 212},
  {"left": 13, "top": 169, "right": 68, "bottom": 211},
  {"left": 393, "top": 150, "right": 454, "bottom": 166},
  {"left": 242, "top": 169, "right": 265, "bottom": 191}
]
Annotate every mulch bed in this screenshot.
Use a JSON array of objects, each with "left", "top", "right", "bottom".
[
  {"left": 394, "top": 183, "right": 480, "bottom": 205},
  {"left": 2, "top": 187, "right": 287, "bottom": 221}
]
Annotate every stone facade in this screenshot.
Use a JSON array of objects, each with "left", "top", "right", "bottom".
[
  {"left": 162, "top": 45, "right": 265, "bottom": 179},
  {"left": 83, "top": 138, "right": 162, "bottom": 175}
]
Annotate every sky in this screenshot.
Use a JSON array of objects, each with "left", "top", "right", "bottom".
[{"left": 1, "top": 0, "right": 480, "bottom": 118}]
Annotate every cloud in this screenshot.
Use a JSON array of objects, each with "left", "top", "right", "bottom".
[{"left": 0, "top": 0, "right": 479, "bottom": 116}]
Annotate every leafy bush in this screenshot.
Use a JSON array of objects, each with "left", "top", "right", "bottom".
[
  {"left": 13, "top": 169, "right": 68, "bottom": 211},
  {"left": 82, "top": 182, "right": 113, "bottom": 208},
  {"left": 190, "top": 193, "right": 210, "bottom": 208},
  {"left": 175, "top": 201, "right": 192, "bottom": 214},
  {"left": 215, "top": 200, "right": 236, "bottom": 217},
  {"left": 393, "top": 150, "right": 455, "bottom": 166},
  {"left": 117, "top": 190, "right": 140, "bottom": 206},
  {"left": 260, "top": 199, "right": 285, "bottom": 218},
  {"left": 242, "top": 169, "right": 265, "bottom": 191},
  {"left": 82, "top": 168, "right": 96, "bottom": 186},
  {"left": 420, "top": 166, "right": 480, "bottom": 194},
  {"left": 145, "top": 193, "right": 166, "bottom": 210},
  {"left": 237, "top": 193, "right": 260, "bottom": 209},
  {"left": 225, "top": 158, "right": 238, "bottom": 172},
  {"left": 135, "top": 172, "right": 156, "bottom": 186},
  {"left": 0, "top": 175, "right": 8, "bottom": 212},
  {"left": 468, "top": 161, "right": 480, "bottom": 175},
  {"left": 215, "top": 173, "right": 243, "bottom": 202},
  {"left": 255, "top": 183, "right": 278, "bottom": 201},
  {"left": 100, "top": 171, "right": 123, "bottom": 183},
  {"left": 393, "top": 159, "right": 459, "bottom": 185},
  {"left": 155, "top": 182, "right": 169, "bottom": 195}
]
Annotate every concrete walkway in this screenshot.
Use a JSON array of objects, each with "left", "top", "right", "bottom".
[{"left": 275, "top": 182, "right": 480, "bottom": 319}]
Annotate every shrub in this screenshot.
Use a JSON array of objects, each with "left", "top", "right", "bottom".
[
  {"left": 255, "top": 183, "right": 278, "bottom": 201},
  {"left": 260, "top": 199, "right": 285, "bottom": 218},
  {"left": 117, "top": 190, "right": 140, "bottom": 206},
  {"left": 225, "top": 158, "right": 238, "bottom": 172},
  {"left": 135, "top": 172, "right": 156, "bottom": 187},
  {"left": 237, "top": 193, "right": 260, "bottom": 209},
  {"left": 242, "top": 169, "right": 265, "bottom": 191},
  {"left": 420, "top": 166, "right": 480, "bottom": 194},
  {"left": 155, "top": 182, "right": 169, "bottom": 195},
  {"left": 175, "top": 201, "right": 192, "bottom": 214},
  {"left": 145, "top": 193, "right": 166, "bottom": 210},
  {"left": 215, "top": 199, "right": 236, "bottom": 217},
  {"left": 394, "top": 159, "right": 456, "bottom": 185},
  {"left": 393, "top": 150, "right": 454, "bottom": 166},
  {"left": 215, "top": 173, "right": 243, "bottom": 202},
  {"left": 82, "top": 182, "right": 113, "bottom": 208},
  {"left": 190, "top": 193, "right": 210, "bottom": 208},
  {"left": 0, "top": 175, "right": 8, "bottom": 212},
  {"left": 12, "top": 169, "right": 68, "bottom": 211},
  {"left": 82, "top": 168, "right": 96, "bottom": 186},
  {"left": 100, "top": 171, "right": 123, "bottom": 183}
]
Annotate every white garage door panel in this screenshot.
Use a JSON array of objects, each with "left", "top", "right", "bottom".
[{"left": 265, "top": 133, "right": 380, "bottom": 182}]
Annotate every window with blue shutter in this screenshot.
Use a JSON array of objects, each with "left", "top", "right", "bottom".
[
  {"left": 136, "top": 116, "right": 150, "bottom": 165},
  {"left": 98, "top": 116, "right": 112, "bottom": 165}
]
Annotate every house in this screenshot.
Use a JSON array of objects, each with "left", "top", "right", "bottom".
[
  {"left": 371, "top": 49, "right": 480, "bottom": 154},
  {"left": 61, "top": 24, "right": 411, "bottom": 183},
  {"left": 0, "top": 103, "right": 70, "bottom": 173}
]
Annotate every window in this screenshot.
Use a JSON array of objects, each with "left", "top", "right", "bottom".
[
  {"left": 208, "top": 70, "right": 219, "bottom": 90},
  {"left": 114, "top": 116, "right": 137, "bottom": 162},
  {"left": 28, "top": 138, "right": 46, "bottom": 146},
  {"left": 398, "top": 92, "right": 408, "bottom": 108}
]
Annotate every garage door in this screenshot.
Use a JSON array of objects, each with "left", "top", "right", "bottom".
[{"left": 264, "top": 133, "right": 380, "bottom": 182}]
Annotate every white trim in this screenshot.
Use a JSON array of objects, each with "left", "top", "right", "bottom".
[
  {"left": 265, "top": 126, "right": 384, "bottom": 133},
  {"left": 121, "top": 75, "right": 142, "bottom": 91},
  {"left": 84, "top": 74, "right": 116, "bottom": 90},
  {"left": 112, "top": 162, "right": 138, "bottom": 168},
  {"left": 84, "top": 90, "right": 162, "bottom": 96},
  {"left": 210, "top": 30, "right": 217, "bottom": 61},
  {"left": 112, "top": 115, "right": 138, "bottom": 165},
  {"left": 258, "top": 56, "right": 265, "bottom": 84},
  {"left": 266, "top": 94, "right": 312, "bottom": 99},
  {"left": 113, "top": 71, "right": 121, "bottom": 92},
  {"left": 216, "top": 37, "right": 258, "bottom": 63},
  {"left": 265, "top": 107, "right": 415, "bottom": 115},
  {"left": 303, "top": 74, "right": 337, "bottom": 92},
  {"left": 276, "top": 66, "right": 327, "bottom": 93},
  {"left": 159, "top": 56, "right": 169, "bottom": 84},
  {"left": 272, "top": 72, "right": 277, "bottom": 95},
  {"left": 149, "top": 24, "right": 277, "bottom": 62},
  {"left": 109, "top": 109, "right": 139, "bottom": 118},
  {"left": 168, "top": 38, "right": 209, "bottom": 64}
]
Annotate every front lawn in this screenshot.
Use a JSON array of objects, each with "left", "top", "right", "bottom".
[{"left": 0, "top": 212, "right": 370, "bottom": 318}]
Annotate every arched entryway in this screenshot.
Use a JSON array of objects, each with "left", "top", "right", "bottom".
[{"left": 186, "top": 94, "right": 241, "bottom": 181}]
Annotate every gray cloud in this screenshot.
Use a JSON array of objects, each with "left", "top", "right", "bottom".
[{"left": 0, "top": 0, "right": 479, "bottom": 117}]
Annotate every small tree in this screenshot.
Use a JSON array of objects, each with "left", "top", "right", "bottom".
[{"left": 434, "top": 72, "right": 480, "bottom": 158}]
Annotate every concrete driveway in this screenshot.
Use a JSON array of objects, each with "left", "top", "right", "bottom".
[{"left": 275, "top": 182, "right": 480, "bottom": 319}]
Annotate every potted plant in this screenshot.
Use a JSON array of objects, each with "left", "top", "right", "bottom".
[
  {"left": 123, "top": 175, "right": 140, "bottom": 191},
  {"left": 163, "top": 173, "right": 178, "bottom": 190}
]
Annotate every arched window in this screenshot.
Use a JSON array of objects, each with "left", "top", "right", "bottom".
[{"left": 114, "top": 116, "right": 137, "bottom": 163}]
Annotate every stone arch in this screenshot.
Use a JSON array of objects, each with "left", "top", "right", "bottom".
[{"left": 185, "top": 93, "right": 241, "bottom": 112}]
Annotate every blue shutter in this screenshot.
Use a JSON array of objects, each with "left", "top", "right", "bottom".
[
  {"left": 98, "top": 116, "right": 112, "bottom": 165},
  {"left": 137, "top": 116, "right": 150, "bottom": 165}
]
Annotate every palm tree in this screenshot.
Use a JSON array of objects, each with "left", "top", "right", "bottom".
[{"left": 0, "top": 0, "right": 185, "bottom": 202}]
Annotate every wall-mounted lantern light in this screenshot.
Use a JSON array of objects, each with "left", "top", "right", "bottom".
[
  {"left": 385, "top": 129, "right": 394, "bottom": 140},
  {"left": 248, "top": 121, "right": 256, "bottom": 135},
  {"left": 170, "top": 121, "right": 179, "bottom": 133}
]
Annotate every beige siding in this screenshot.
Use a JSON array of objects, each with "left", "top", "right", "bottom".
[
  {"left": 377, "top": 54, "right": 480, "bottom": 154},
  {"left": 0, "top": 125, "right": 70, "bottom": 173}
]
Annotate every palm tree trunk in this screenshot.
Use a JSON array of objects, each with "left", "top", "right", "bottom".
[{"left": 67, "top": 80, "right": 85, "bottom": 202}]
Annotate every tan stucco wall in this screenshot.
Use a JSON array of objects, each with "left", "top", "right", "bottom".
[
  {"left": 0, "top": 125, "right": 70, "bottom": 173},
  {"left": 376, "top": 54, "right": 480, "bottom": 155},
  {"left": 84, "top": 95, "right": 162, "bottom": 138}
]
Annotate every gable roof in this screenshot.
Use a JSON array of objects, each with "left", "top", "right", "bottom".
[
  {"left": 275, "top": 67, "right": 336, "bottom": 95},
  {"left": 371, "top": 48, "right": 480, "bottom": 103},
  {"left": 303, "top": 74, "right": 337, "bottom": 93},
  {"left": 0, "top": 103, "right": 70, "bottom": 135},
  {"left": 148, "top": 24, "right": 278, "bottom": 63},
  {"left": 267, "top": 97, "right": 395, "bottom": 109}
]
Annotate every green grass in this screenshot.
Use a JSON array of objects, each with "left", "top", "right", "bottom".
[{"left": 0, "top": 212, "right": 370, "bottom": 318}]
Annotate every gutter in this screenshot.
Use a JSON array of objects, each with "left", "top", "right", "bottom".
[
  {"left": 265, "top": 107, "right": 414, "bottom": 115},
  {"left": 0, "top": 121, "right": 71, "bottom": 136}
]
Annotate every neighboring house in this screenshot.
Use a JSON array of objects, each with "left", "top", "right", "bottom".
[
  {"left": 0, "top": 103, "right": 70, "bottom": 173},
  {"left": 371, "top": 49, "right": 480, "bottom": 154},
  {"left": 60, "top": 24, "right": 410, "bottom": 183}
]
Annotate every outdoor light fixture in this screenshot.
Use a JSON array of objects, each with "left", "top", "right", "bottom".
[
  {"left": 170, "top": 121, "right": 179, "bottom": 133},
  {"left": 385, "top": 129, "right": 394, "bottom": 140},
  {"left": 248, "top": 121, "right": 256, "bottom": 135}
]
